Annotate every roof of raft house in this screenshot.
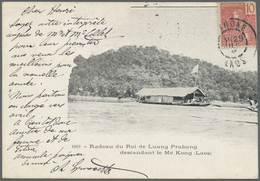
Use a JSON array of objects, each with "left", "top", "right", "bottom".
[{"left": 136, "top": 87, "right": 206, "bottom": 97}]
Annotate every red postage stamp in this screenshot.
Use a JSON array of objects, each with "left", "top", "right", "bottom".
[{"left": 219, "top": 2, "right": 257, "bottom": 48}]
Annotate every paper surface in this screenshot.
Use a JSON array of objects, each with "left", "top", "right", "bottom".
[{"left": 2, "top": 2, "right": 258, "bottom": 178}]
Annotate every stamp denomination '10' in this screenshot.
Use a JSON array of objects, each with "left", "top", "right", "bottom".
[
  {"left": 218, "top": 2, "right": 257, "bottom": 68},
  {"left": 219, "top": 2, "right": 256, "bottom": 48}
]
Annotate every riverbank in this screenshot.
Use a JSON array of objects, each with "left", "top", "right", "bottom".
[
  {"left": 211, "top": 100, "right": 249, "bottom": 108},
  {"left": 68, "top": 95, "right": 134, "bottom": 103},
  {"left": 69, "top": 95, "right": 251, "bottom": 108}
]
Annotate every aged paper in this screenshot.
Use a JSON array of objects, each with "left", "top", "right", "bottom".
[{"left": 2, "top": 2, "right": 258, "bottom": 178}]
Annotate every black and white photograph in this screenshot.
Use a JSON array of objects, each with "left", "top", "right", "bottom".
[{"left": 2, "top": 2, "right": 258, "bottom": 179}]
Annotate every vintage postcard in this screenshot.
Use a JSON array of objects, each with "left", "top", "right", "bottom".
[{"left": 2, "top": 2, "right": 258, "bottom": 179}]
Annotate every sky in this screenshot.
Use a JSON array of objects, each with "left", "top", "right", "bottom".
[{"left": 72, "top": 2, "right": 258, "bottom": 71}]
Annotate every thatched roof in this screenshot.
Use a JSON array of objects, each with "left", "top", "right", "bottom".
[{"left": 136, "top": 87, "right": 206, "bottom": 97}]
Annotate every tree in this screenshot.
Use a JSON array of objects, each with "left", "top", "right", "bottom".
[{"left": 69, "top": 46, "right": 258, "bottom": 102}]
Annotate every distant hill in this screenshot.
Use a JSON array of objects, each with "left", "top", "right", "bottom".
[{"left": 69, "top": 45, "right": 258, "bottom": 102}]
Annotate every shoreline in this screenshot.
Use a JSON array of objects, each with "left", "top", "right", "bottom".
[
  {"left": 68, "top": 95, "right": 250, "bottom": 108},
  {"left": 211, "top": 100, "right": 249, "bottom": 108},
  {"left": 68, "top": 95, "right": 134, "bottom": 103}
]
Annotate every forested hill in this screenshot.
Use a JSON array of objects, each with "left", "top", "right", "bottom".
[{"left": 68, "top": 45, "right": 258, "bottom": 102}]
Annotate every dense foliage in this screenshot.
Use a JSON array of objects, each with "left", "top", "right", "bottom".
[{"left": 69, "top": 45, "right": 258, "bottom": 102}]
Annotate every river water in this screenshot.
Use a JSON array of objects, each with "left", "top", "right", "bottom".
[{"left": 68, "top": 101, "right": 257, "bottom": 147}]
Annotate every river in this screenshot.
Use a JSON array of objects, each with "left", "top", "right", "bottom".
[{"left": 68, "top": 101, "right": 257, "bottom": 147}]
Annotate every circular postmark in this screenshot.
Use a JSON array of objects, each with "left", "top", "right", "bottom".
[
  {"left": 219, "top": 28, "right": 248, "bottom": 59},
  {"left": 218, "top": 18, "right": 257, "bottom": 68}
]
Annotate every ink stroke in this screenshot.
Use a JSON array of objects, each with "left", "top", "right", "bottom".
[{"left": 3, "top": 2, "right": 125, "bottom": 178}]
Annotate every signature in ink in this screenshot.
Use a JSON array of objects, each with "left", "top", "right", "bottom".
[
  {"left": 90, "top": 158, "right": 148, "bottom": 178},
  {"left": 51, "top": 157, "right": 148, "bottom": 178}
]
